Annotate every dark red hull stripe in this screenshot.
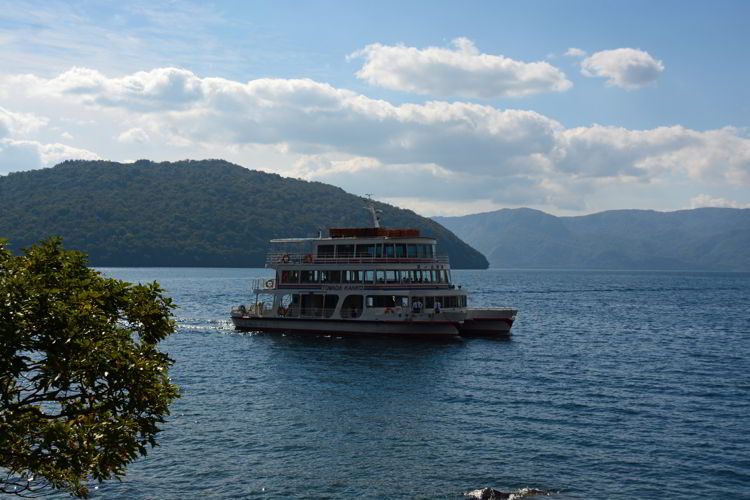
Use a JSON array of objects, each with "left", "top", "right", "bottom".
[
  {"left": 233, "top": 325, "right": 458, "bottom": 338},
  {"left": 465, "top": 318, "right": 515, "bottom": 326}
]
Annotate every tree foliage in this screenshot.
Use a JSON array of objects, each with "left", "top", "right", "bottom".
[
  {"left": 0, "top": 159, "right": 488, "bottom": 269},
  {"left": 0, "top": 239, "right": 179, "bottom": 498}
]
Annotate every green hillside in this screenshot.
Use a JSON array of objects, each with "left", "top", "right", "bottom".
[
  {"left": 0, "top": 159, "right": 488, "bottom": 268},
  {"left": 434, "top": 207, "right": 750, "bottom": 271}
]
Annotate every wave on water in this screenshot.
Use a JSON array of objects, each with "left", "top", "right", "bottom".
[{"left": 176, "top": 317, "right": 235, "bottom": 332}]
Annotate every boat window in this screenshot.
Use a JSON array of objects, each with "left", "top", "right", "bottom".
[
  {"left": 422, "top": 270, "right": 432, "bottom": 283},
  {"left": 301, "top": 294, "right": 325, "bottom": 317},
  {"left": 411, "top": 296, "right": 424, "bottom": 312},
  {"left": 445, "top": 270, "right": 451, "bottom": 284},
  {"left": 374, "top": 244, "right": 383, "bottom": 258},
  {"left": 383, "top": 244, "right": 395, "bottom": 258},
  {"left": 442, "top": 296, "right": 458, "bottom": 308},
  {"left": 340, "top": 295, "right": 363, "bottom": 318},
  {"left": 343, "top": 270, "right": 362, "bottom": 283},
  {"left": 286, "top": 294, "right": 301, "bottom": 317},
  {"left": 300, "top": 270, "right": 317, "bottom": 283},
  {"left": 425, "top": 296, "right": 435, "bottom": 308},
  {"left": 366, "top": 295, "right": 407, "bottom": 308},
  {"left": 375, "top": 270, "right": 386, "bottom": 283},
  {"left": 336, "top": 244, "right": 354, "bottom": 258},
  {"left": 395, "top": 244, "right": 407, "bottom": 258},
  {"left": 356, "top": 244, "right": 375, "bottom": 257},
  {"left": 364, "top": 270, "right": 375, "bottom": 283},
  {"left": 319, "top": 271, "right": 338, "bottom": 284},
  {"left": 280, "top": 294, "right": 293, "bottom": 308},
  {"left": 324, "top": 295, "right": 338, "bottom": 318},
  {"left": 407, "top": 244, "right": 417, "bottom": 258},
  {"left": 318, "top": 245, "right": 335, "bottom": 258},
  {"left": 281, "top": 270, "right": 300, "bottom": 283},
  {"left": 385, "top": 270, "right": 398, "bottom": 284}
]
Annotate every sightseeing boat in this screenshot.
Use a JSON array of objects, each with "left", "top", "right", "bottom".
[{"left": 230, "top": 206, "right": 517, "bottom": 338}]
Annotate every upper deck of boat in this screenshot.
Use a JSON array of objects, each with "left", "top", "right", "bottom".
[{"left": 267, "top": 226, "right": 448, "bottom": 267}]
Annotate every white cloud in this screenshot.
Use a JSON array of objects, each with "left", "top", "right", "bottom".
[
  {"left": 581, "top": 48, "right": 664, "bottom": 89},
  {"left": 0, "top": 138, "right": 99, "bottom": 174},
  {"left": 3, "top": 66, "right": 749, "bottom": 214},
  {"left": 0, "top": 106, "right": 48, "bottom": 137},
  {"left": 689, "top": 194, "right": 750, "bottom": 209},
  {"left": 349, "top": 38, "right": 572, "bottom": 98},
  {"left": 553, "top": 125, "right": 750, "bottom": 184},
  {"left": 564, "top": 48, "right": 586, "bottom": 58},
  {"left": 117, "top": 127, "right": 150, "bottom": 144}
]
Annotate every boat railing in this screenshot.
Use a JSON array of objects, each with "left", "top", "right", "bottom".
[
  {"left": 266, "top": 253, "right": 450, "bottom": 266},
  {"left": 279, "top": 307, "right": 337, "bottom": 319}
]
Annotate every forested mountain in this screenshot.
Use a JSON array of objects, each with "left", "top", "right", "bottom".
[
  {"left": 434, "top": 207, "right": 750, "bottom": 271},
  {"left": 0, "top": 160, "right": 488, "bottom": 268}
]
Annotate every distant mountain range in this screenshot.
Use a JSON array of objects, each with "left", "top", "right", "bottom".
[
  {"left": 0, "top": 160, "right": 488, "bottom": 268},
  {"left": 434, "top": 207, "right": 750, "bottom": 271}
]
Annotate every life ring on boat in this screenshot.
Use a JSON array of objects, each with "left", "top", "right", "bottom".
[
  {"left": 384, "top": 307, "right": 393, "bottom": 314},
  {"left": 265, "top": 279, "right": 274, "bottom": 288},
  {"left": 303, "top": 254, "right": 313, "bottom": 263},
  {"left": 277, "top": 306, "right": 286, "bottom": 316},
  {"left": 281, "top": 254, "right": 290, "bottom": 263}
]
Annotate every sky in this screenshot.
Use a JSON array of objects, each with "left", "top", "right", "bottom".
[{"left": 1, "top": 0, "right": 749, "bottom": 216}]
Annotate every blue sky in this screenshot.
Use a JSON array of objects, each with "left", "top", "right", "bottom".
[{"left": 1, "top": 0, "right": 749, "bottom": 216}]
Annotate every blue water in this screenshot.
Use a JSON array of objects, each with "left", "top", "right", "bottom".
[{"left": 80, "top": 269, "right": 750, "bottom": 499}]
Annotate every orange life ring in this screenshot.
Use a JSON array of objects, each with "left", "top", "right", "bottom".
[
  {"left": 384, "top": 307, "right": 393, "bottom": 314},
  {"left": 303, "top": 254, "right": 313, "bottom": 263},
  {"left": 277, "top": 306, "right": 286, "bottom": 316},
  {"left": 281, "top": 254, "right": 290, "bottom": 263}
]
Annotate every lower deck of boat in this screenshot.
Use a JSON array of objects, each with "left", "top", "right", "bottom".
[{"left": 230, "top": 310, "right": 514, "bottom": 338}]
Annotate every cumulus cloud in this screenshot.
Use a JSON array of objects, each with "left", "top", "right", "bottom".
[
  {"left": 0, "top": 138, "right": 99, "bottom": 174},
  {"left": 349, "top": 37, "right": 572, "bottom": 98},
  {"left": 564, "top": 48, "right": 586, "bottom": 58},
  {"left": 689, "top": 194, "right": 750, "bottom": 209},
  {"left": 27, "top": 67, "right": 562, "bottom": 174},
  {"left": 0, "top": 106, "right": 48, "bottom": 137},
  {"left": 117, "top": 127, "right": 150, "bottom": 144},
  {"left": 581, "top": 48, "right": 664, "bottom": 89},
  {"left": 3, "top": 66, "right": 749, "bottom": 214},
  {"left": 553, "top": 125, "right": 750, "bottom": 185}
]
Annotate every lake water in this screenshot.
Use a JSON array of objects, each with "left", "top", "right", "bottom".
[{"left": 81, "top": 268, "right": 749, "bottom": 499}]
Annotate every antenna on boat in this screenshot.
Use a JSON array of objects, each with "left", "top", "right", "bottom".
[{"left": 364, "top": 194, "right": 382, "bottom": 228}]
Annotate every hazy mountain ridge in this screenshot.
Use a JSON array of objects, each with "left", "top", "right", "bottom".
[
  {"left": 434, "top": 207, "right": 750, "bottom": 271},
  {"left": 0, "top": 159, "right": 488, "bottom": 268}
]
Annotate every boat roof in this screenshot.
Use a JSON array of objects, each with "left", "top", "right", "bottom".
[
  {"left": 270, "top": 227, "right": 431, "bottom": 244},
  {"left": 329, "top": 227, "right": 420, "bottom": 238}
]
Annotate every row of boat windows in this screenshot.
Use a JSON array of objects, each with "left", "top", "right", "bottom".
[
  {"left": 317, "top": 243, "right": 435, "bottom": 259},
  {"left": 276, "top": 293, "right": 466, "bottom": 319},
  {"left": 279, "top": 269, "right": 451, "bottom": 284}
]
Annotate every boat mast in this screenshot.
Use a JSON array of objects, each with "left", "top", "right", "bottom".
[{"left": 364, "top": 194, "right": 383, "bottom": 228}]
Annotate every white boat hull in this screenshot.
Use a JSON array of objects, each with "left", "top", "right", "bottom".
[{"left": 458, "top": 308, "right": 517, "bottom": 337}]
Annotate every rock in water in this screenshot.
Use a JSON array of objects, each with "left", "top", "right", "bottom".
[
  {"left": 466, "top": 488, "right": 512, "bottom": 500},
  {"left": 466, "top": 487, "right": 554, "bottom": 499}
]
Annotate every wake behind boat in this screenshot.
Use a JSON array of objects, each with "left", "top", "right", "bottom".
[{"left": 230, "top": 205, "right": 517, "bottom": 338}]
